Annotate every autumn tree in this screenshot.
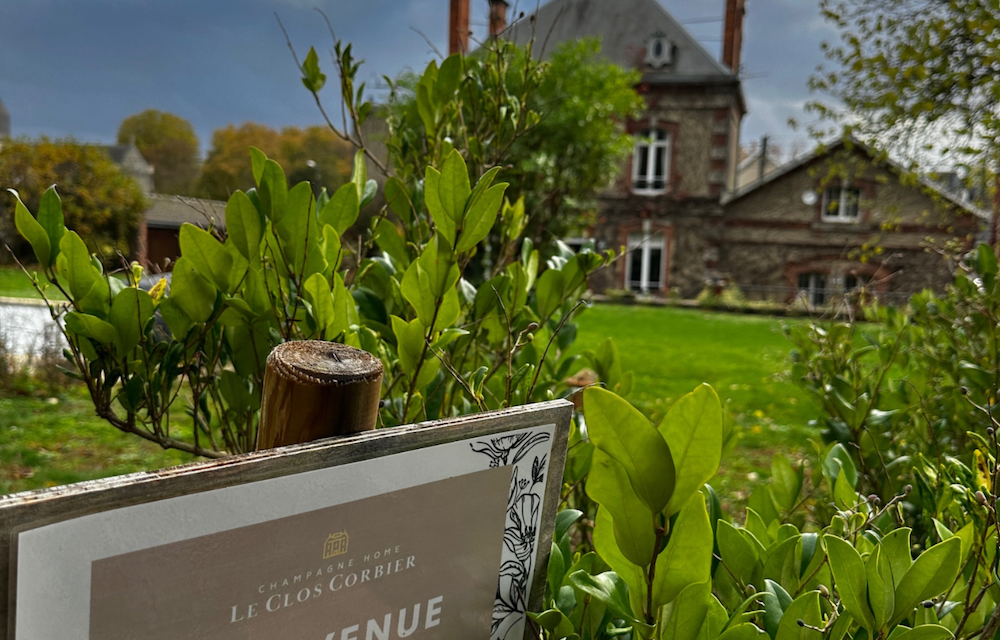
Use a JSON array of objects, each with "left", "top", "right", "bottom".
[
  {"left": 809, "top": 0, "right": 1000, "bottom": 239},
  {"left": 0, "top": 138, "right": 146, "bottom": 264},
  {"left": 197, "top": 123, "right": 351, "bottom": 199},
  {"left": 117, "top": 109, "right": 200, "bottom": 195}
]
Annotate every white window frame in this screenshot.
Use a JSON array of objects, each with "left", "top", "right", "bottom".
[
  {"left": 796, "top": 272, "right": 828, "bottom": 306},
  {"left": 821, "top": 185, "right": 862, "bottom": 223},
  {"left": 626, "top": 220, "right": 665, "bottom": 294},
  {"left": 632, "top": 129, "right": 671, "bottom": 195}
]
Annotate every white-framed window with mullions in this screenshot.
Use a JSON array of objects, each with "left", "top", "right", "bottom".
[
  {"left": 821, "top": 184, "right": 862, "bottom": 222},
  {"left": 632, "top": 128, "right": 671, "bottom": 195},
  {"left": 626, "top": 220, "right": 666, "bottom": 293}
]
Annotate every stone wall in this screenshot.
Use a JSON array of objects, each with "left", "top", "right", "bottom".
[{"left": 720, "top": 154, "right": 981, "bottom": 301}]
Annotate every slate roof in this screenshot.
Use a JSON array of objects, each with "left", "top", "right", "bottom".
[
  {"left": 506, "top": 0, "right": 736, "bottom": 81},
  {"left": 144, "top": 194, "right": 227, "bottom": 230}
]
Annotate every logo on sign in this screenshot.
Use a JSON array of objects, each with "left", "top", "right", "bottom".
[{"left": 323, "top": 531, "right": 349, "bottom": 559}]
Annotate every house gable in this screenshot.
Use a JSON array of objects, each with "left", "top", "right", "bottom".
[{"left": 506, "top": 0, "right": 735, "bottom": 81}]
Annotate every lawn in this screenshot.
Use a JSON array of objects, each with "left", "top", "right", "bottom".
[
  {"left": 0, "top": 303, "right": 819, "bottom": 508},
  {"left": 573, "top": 303, "right": 819, "bottom": 506},
  {"left": 0, "top": 387, "right": 189, "bottom": 495},
  {"left": 0, "top": 265, "right": 64, "bottom": 300}
]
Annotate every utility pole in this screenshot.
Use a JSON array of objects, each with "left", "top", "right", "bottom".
[{"left": 759, "top": 135, "right": 769, "bottom": 181}]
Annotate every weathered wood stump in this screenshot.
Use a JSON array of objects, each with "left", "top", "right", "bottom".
[{"left": 256, "top": 341, "right": 383, "bottom": 449}]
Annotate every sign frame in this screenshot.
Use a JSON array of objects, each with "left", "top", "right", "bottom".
[{"left": 0, "top": 399, "right": 574, "bottom": 640}]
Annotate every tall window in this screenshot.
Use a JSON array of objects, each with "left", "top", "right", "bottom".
[
  {"left": 627, "top": 222, "right": 665, "bottom": 293},
  {"left": 633, "top": 129, "right": 670, "bottom": 194},
  {"left": 797, "top": 273, "right": 828, "bottom": 306},
  {"left": 821, "top": 185, "right": 861, "bottom": 222}
]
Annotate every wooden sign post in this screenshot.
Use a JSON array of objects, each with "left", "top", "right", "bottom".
[
  {"left": 257, "top": 341, "right": 384, "bottom": 449},
  {"left": 0, "top": 399, "right": 572, "bottom": 640}
]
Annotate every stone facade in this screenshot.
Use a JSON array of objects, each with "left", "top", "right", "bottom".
[
  {"left": 511, "top": 0, "right": 983, "bottom": 303},
  {"left": 720, "top": 143, "right": 983, "bottom": 304},
  {"left": 509, "top": 0, "right": 746, "bottom": 298}
]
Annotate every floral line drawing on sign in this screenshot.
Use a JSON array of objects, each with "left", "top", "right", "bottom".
[{"left": 471, "top": 430, "right": 551, "bottom": 640}]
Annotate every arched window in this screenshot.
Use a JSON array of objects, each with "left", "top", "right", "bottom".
[{"left": 632, "top": 129, "right": 671, "bottom": 195}]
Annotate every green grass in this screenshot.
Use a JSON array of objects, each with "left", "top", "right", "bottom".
[
  {"left": 0, "top": 265, "right": 64, "bottom": 300},
  {"left": 574, "top": 303, "right": 819, "bottom": 509},
  {"left": 0, "top": 387, "right": 191, "bottom": 495},
  {"left": 1, "top": 303, "right": 819, "bottom": 508}
]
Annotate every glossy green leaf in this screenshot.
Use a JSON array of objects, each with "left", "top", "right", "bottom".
[
  {"left": 374, "top": 218, "right": 409, "bottom": 268},
  {"left": 303, "top": 273, "right": 334, "bottom": 336},
  {"left": 586, "top": 448, "right": 656, "bottom": 565},
  {"left": 170, "top": 257, "right": 216, "bottom": 324},
  {"left": 775, "top": 591, "right": 823, "bottom": 640},
  {"left": 718, "top": 520, "right": 760, "bottom": 583},
  {"left": 567, "top": 570, "right": 637, "bottom": 623},
  {"left": 65, "top": 312, "right": 116, "bottom": 346},
  {"left": 424, "top": 167, "right": 455, "bottom": 245},
  {"left": 880, "top": 529, "right": 912, "bottom": 590},
  {"left": 826, "top": 536, "right": 875, "bottom": 629},
  {"left": 57, "top": 231, "right": 107, "bottom": 315},
  {"left": 660, "top": 581, "right": 711, "bottom": 640},
  {"left": 225, "top": 191, "right": 263, "bottom": 262},
  {"left": 331, "top": 273, "right": 356, "bottom": 337},
  {"left": 301, "top": 46, "right": 326, "bottom": 92},
  {"left": 259, "top": 159, "right": 288, "bottom": 223},
  {"left": 548, "top": 541, "right": 566, "bottom": 592},
  {"left": 179, "top": 224, "right": 234, "bottom": 293},
  {"left": 456, "top": 181, "right": 507, "bottom": 253},
  {"left": 38, "top": 186, "right": 65, "bottom": 266},
  {"left": 555, "top": 509, "right": 583, "bottom": 543},
  {"left": 350, "top": 150, "right": 367, "bottom": 203},
  {"left": 535, "top": 268, "right": 564, "bottom": 321},
  {"left": 583, "top": 386, "right": 675, "bottom": 513},
  {"left": 322, "top": 224, "right": 343, "bottom": 275},
  {"left": 658, "top": 383, "right": 723, "bottom": 514},
  {"left": 763, "top": 580, "right": 793, "bottom": 640},
  {"left": 249, "top": 147, "right": 267, "bottom": 185},
  {"left": 891, "top": 537, "right": 962, "bottom": 627},
  {"left": 718, "top": 623, "right": 767, "bottom": 640},
  {"left": 434, "top": 53, "right": 462, "bottom": 101},
  {"left": 652, "top": 492, "right": 713, "bottom": 608},
  {"left": 890, "top": 625, "right": 954, "bottom": 640},
  {"left": 10, "top": 189, "right": 51, "bottom": 267},
  {"left": 391, "top": 315, "right": 437, "bottom": 389},
  {"left": 439, "top": 148, "right": 470, "bottom": 226},
  {"left": 528, "top": 609, "right": 579, "bottom": 640},
  {"left": 867, "top": 545, "right": 894, "bottom": 631},
  {"left": 319, "top": 182, "right": 360, "bottom": 236},
  {"left": 591, "top": 506, "right": 645, "bottom": 600},
  {"left": 110, "top": 288, "right": 153, "bottom": 355}
]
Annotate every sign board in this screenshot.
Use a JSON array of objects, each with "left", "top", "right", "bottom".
[{"left": 0, "top": 400, "right": 573, "bottom": 640}]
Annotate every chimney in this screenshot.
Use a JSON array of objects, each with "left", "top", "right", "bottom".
[
  {"left": 489, "top": 0, "right": 509, "bottom": 38},
  {"left": 722, "top": 0, "right": 745, "bottom": 74},
  {"left": 449, "top": 0, "right": 470, "bottom": 55}
]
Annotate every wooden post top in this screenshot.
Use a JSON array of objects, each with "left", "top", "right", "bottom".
[{"left": 256, "top": 341, "right": 384, "bottom": 450}]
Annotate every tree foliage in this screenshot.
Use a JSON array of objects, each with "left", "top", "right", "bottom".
[
  {"left": 386, "top": 38, "right": 642, "bottom": 245},
  {"left": 13, "top": 38, "right": 616, "bottom": 457},
  {"left": 1, "top": 138, "right": 146, "bottom": 264},
  {"left": 117, "top": 109, "right": 200, "bottom": 196},
  {"left": 512, "top": 38, "right": 644, "bottom": 241},
  {"left": 810, "top": 0, "right": 1000, "bottom": 167},
  {"left": 197, "top": 123, "right": 352, "bottom": 200}
]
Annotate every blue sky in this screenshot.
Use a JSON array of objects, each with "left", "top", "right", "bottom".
[{"left": 0, "top": 0, "right": 835, "bottom": 160}]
